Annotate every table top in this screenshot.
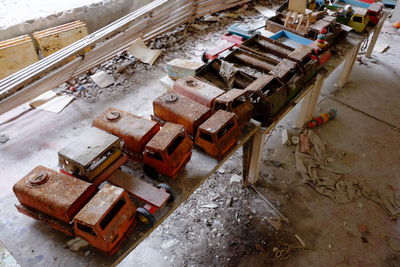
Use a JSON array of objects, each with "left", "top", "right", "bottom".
[{"left": 0, "top": 124, "right": 258, "bottom": 267}]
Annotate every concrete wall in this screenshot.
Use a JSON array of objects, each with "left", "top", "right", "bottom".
[{"left": 0, "top": 0, "right": 154, "bottom": 41}]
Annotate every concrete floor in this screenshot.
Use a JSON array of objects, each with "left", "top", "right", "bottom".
[{"left": 0, "top": 7, "right": 399, "bottom": 267}]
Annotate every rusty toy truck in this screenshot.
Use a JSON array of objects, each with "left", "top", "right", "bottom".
[
  {"left": 152, "top": 92, "right": 242, "bottom": 159},
  {"left": 173, "top": 76, "right": 253, "bottom": 128},
  {"left": 13, "top": 165, "right": 172, "bottom": 255},
  {"left": 92, "top": 108, "right": 192, "bottom": 180}
]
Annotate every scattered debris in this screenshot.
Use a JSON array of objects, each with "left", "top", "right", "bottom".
[
  {"left": 230, "top": 174, "right": 242, "bottom": 183},
  {"left": 291, "top": 136, "right": 299, "bottom": 145},
  {"left": 295, "top": 234, "right": 306, "bottom": 247},
  {"left": 388, "top": 237, "right": 400, "bottom": 252},
  {"left": 128, "top": 38, "right": 162, "bottom": 65},
  {"left": 295, "top": 130, "right": 400, "bottom": 218},
  {"left": 267, "top": 218, "right": 282, "bottom": 231},
  {"left": 375, "top": 43, "right": 390, "bottom": 54},
  {"left": 66, "top": 237, "right": 89, "bottom": 252},
  {"left": 160, "top": 75, "right": 174, "bottom": 89},
  {"left": 0, "top": 134, "right": 9, "bottom": 143},
  {"left": 191, "top": 24, "right": 209, "bottom": 31},
  {"left": 254, "top": 6, "right": 276, "bottom": 18},
  {"left": 225, "top": 197, "right": 233, "bottom": 207},
  {"left": 306, "top": 109, "right": 337, "bottom": 128},
  {"left": 271, "top": 160, "right": 282, "bottom": 168},
  {"left": 30, "top": 90, "right": 74, "bottom": 113},
  {"left": 281, "top": 128, "right": 290, "bottom": 145},
  {"left": 251, "top": 185, "right": 289, "bottom": 223},
  {"left": 166, "top": 58, "right": 204, "bottom": 80},
  {"left": 392, "top": 21, "right": 400, "bottom": 29},
  {"left": 90, "top": 71, "right": 115, "bottom": 88},
  {"left": 200, "top": 203, "right": 219, "bottom": 209},
  {"left": 299, "top": 133, "right": 310, "bottom": 154},
  {"left": 203, "top": 15, "right": 220, "bottom": 22}
]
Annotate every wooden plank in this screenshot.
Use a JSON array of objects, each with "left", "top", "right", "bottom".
[
  {"left": 0, "top": 124, "right": 258, "bottom": 267},
  {"left": 108, "top": 170, "right": 170, "bottom": 208},
  {"left": 243, "top": 129, "right": 266, "bottom": 187},
  {"left": 365, "top": 11, "right": 388, "bottom": 58},
  {"left": 295, "top": 73, "right": 326, "bottom": 128},
  {"left": 0, "top": 36, "right": 39, "bottom": 80},
  {"left": 288, "top": 0, "right": 306, "bottom": 14},
  {"left": 337, "top": 41, "right": 362, "bottom": 88},
  {"left": 33, "top": 22, "right": 89, "bottom": 57}
]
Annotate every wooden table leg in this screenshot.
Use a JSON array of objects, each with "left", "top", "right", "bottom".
[
  {"left": 295, "top": 73, "right": 326, "bottom": 128},
  {"left": 337, "top": 42, "right": 361, "bottom": 88},
  {"left": 366, "top": 12, "right": 388, "bottom": 58},
  {"left": 243, "top": 130, "right": 265, "bottom": 187}
]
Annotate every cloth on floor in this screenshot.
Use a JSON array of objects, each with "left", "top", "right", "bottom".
[
  {"left": 364, "top": 188, "right": 400, "bottom": 219},
  {"left": 295, "top": 129, "right": 366, "bottom": 203},
  {"left": 219, "top": 61, "right": 237, "bottom": 89},
  {"left": 295, "top": 130, "right": 400, "bottom": 218}
]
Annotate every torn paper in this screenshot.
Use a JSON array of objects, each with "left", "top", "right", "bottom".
[
  {"left": 30, "top": 90, "right": 74, "bottom": 113},
  {"left": 128, "top": 38, "right": 162, "bottom": 65}
]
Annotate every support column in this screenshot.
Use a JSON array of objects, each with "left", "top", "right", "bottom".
[{"left": 296, "top": 73, "right": 326, "bottom": 128}]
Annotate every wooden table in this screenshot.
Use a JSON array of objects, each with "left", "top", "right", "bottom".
[
  {"left": 243, "top": 12, "right": 388, "bottom": 186},
  {"left": 0, "top": 13, "right": 387, "bottom": 267}
]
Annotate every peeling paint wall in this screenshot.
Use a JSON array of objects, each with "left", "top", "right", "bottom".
[{"left": 0, "top": 0, "right": 155, "bottom": 41}]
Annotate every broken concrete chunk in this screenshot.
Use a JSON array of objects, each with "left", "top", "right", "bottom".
[
  {"left": 66, "top": 237, "right": 89, "bottom": 251},
  {"left": 230, "top": 174, "right": 242, "bottom": 183},
  {"left": 0, "top": 134, "right": 9, "bottom": 143},
  {"left": 166, "top": 58, "right": 204, "bottom": 80},
  {"left": 203, "top": 15, "right": 220, "bottom": 22},
  {"left": 191, "top": 24, "right": 209, "bottom": 31},
  {"left": 90, "top": 71, "right": 114, "bottom": 88},
  {"left": 200, "top": 203, "right": 219, "bottom": 209},
  {"left": 291, "top": 136, "right": 299, "bottom": 145},
  {"left": 299, "top": 133, "right": 310, "bottom": 154},
  {"left": 282, "top": 128, "right": 290, "bottom": 145}
]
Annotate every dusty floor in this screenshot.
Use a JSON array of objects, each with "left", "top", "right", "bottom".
[{"left": 1, "top": 2, "right": 400, "bottom": 267}]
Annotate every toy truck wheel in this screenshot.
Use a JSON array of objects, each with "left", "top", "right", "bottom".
[
  {"left": 143, "top": 164, "right": 159, "bottom": 180},
  {"left": 157, "top": 183, "right": 175, "bottom": 203},
  {"left": 136, "top": 207, "right": 156, "bottom": 227}
]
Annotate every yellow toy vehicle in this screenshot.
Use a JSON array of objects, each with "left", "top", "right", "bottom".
[{"left": 348, "top": 8, "right": 370, "bottom": 33}]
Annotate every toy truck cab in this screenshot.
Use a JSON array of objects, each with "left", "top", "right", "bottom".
[
  {"left": 213, "top": 89, "right": 253, "bottom": 128},
  {"left": 73, "top": 184, "right": 136, "bottom": 255},
  {"left": 245, "top": 75, "right": 288, "bottom": 124},
  {"left": 195, "top": 110, "right": 241, "bottom": 159},
  {"left": 367, "top": 2, "right": 384, "bottom": 25},
  {"left": 92, "top": 108, "right": 160, "bottom": 160},
  {"left": 143, "top": 122, "right": 192, "bottom": 179},
  {"left": 58, "top": 127, "right": 125, "bottom": 185},
  {"left": 348, "top": 8, "right": 370, "bottom": 32}
]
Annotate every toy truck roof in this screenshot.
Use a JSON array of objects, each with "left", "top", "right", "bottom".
[
  {"left": 145, "top": 122, "right": 185, "bottom": 152},
  {"left": 74, "top": 183, "right": 125, "bottom": 226},
  {"left": 58, "top": 127, "right": 121, "bottom": 167},
  {"left": 199, "top": 110, "right": 236, "bottom": 134},
  {"left": 215, "top": 88, "right": 247, "bottom": 104}
]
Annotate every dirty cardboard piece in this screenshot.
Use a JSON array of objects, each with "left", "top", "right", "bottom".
[{"left": 128, "top": 38, "right": 162, "bottom": 65}]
